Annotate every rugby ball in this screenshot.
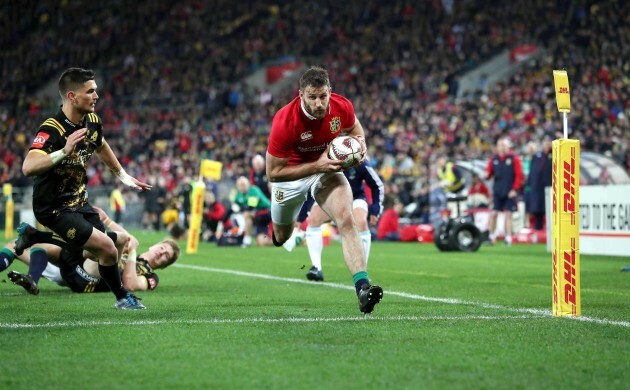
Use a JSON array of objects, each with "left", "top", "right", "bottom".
[{"left": 328, "top": 136, "right": 362, "bottom": 168}]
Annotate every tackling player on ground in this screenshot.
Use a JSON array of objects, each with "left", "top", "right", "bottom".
[{"left": 265, "top": 66, "right": 383, "bottom": 313}]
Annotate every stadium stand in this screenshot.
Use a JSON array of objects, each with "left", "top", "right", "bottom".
[{"left": 1, "top": 0, "right": 627, "bottom": 228}]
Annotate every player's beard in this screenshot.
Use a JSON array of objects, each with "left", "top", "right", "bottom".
[{"left": 306, "top": 103, "right": 327, "bottom": 119}]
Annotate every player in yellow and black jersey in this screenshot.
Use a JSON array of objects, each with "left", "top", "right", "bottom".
[
  {"left": 29, "top": 109, "right": 103, "bottom": 217},
  {"left": 19, "top": 67, "right": 152, "bottom": 310}
]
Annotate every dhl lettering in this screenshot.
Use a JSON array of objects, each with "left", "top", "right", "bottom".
[
  {"left": 563, "top": 249, "right": 576, "bottom": 305},
  {"left": 552, "top": 249, "right": 558, "bottom": 305},
  {"left": 189, "top": 227, "right": 199, "bottom": 246},
  {"left": 552, "top": 161, "right": 557, "bottom": 213},
  {"left": 193, "top": 192, "right": 203, "bottom": 214},
  {"left": 563, "top": 157, "right": 576, "bottom": 212}
]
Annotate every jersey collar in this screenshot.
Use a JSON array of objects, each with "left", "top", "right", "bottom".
[{"left": 58, "top": 106, "right": 82, "bottom": 129}]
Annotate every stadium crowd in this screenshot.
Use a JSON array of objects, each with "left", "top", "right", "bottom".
[{"left": 1, "top": 0, "right": 628, "bottom": 218}]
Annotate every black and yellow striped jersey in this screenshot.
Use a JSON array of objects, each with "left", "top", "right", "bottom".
[
  {"left": 118, "top": 256, "right": 160, "bottom": 291},
  {"left": 28, "top": 109, "right": 104, "bottom": 216}
]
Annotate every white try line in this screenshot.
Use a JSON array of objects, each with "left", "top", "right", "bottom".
[
  {"left": 0, "top": 315, "right": 540, "bottom": 329},
  {"left": 173, "top": 263, "right": 630, "bottom": 328}
]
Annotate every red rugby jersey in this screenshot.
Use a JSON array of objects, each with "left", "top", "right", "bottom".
[{"left": 268, "top": 93, "right": 355, "bottom": 166}]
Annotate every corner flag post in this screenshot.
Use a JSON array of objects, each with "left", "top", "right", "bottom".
[
  {"left": 3, "top": 184, "right": 13, "bottom": 239},
  {"left": 551, "top": 69, "right": 580, "bottom": 317}
]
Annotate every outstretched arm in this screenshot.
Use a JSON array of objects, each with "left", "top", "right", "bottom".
[{"left": 96, "top": 139, "right": 152, "bottom": 191}]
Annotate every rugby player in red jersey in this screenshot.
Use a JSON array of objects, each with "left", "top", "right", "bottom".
[{"left": 266, "top": 66, "right": 383, "bottom": 313}]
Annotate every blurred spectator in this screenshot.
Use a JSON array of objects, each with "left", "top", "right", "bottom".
[
  {"left": 161, "top": 195, "right": 184, "bottom": 239},
  {"left": 230, "top": 176, "right": 272, "bottom": 247},
  {"left": 202, "top": 191, "right": 226, "bottom": 242},
  {"left": 483, "top": 138, "right": 524, "bottom": 246},
  {"left": 142, "top": 176, "right": 167, "bottom": 231},
  {"left": 436, "top": 154, "right": 465, "bottom": 194},
  {"left": 409, "top": 183, "right": 431, "bottom": 224},
  {"left": 177, "top": 179, "right": 193, "bottom": 229},
  {"left": 467, "top": 174, "right": 491, "bottom": 209},
  {"left": 377, "top": 198, "right": 403, "bottom": 241},
  {"left": 249, "top": 154, "right": 271, "bottom": 200},
  {"left": 109, "top": 184, "right": 126, "bottom": 224},
  {"left": 526, "top": 136, "right": 552, "bottom": 230}
]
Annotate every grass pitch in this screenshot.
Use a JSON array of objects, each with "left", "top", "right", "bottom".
[{"left": 1, "top": 231, "right": 629, "bottom": 389}]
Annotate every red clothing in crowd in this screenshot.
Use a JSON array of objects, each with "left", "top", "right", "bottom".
[
  {"left": 204, "top": 202, "right": 226, "bottom": 222},
  {"left": 377, "top": 208, "right": 400, "bottom": 240},
  {"left": 469, "top": 179, "right": 490, "bottom": 199}
]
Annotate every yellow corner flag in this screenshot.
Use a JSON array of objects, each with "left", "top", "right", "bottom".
[
  {"left": 186, "top": 181, "right": 206, "bottom": 254},
  {"left": 3, "top": 183, "right": 13, "bottom": 239},
  {"left": 551, "top": 139, "right": 580, "bottom": 317},
  {"left": 552, "top": 70, "right": 571, "bottom": 113},
  {"left": 200, "top": 160, "right": 223, "bottom": 181}
]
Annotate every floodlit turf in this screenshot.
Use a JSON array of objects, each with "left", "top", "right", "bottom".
[{"left": 1, "top": 230, "right": 629, "bottom": 389}]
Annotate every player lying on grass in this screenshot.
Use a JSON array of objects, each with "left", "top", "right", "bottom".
[{"left": 1, "top": 208, "right": 180, "bottom": 295}]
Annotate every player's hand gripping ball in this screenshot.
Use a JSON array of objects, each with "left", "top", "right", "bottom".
[{"left": 328, "top": 136, "right": 363, "bottom": 169}]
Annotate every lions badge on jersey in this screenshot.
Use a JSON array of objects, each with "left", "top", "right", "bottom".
[{"left": 329, "top": 116, "right": 341, "bottom": 134}]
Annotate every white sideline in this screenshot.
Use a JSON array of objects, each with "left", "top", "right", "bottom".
[
  {"left": 173, "top": 263, "right": 630, "bottom": 328},
  {"left": 0, "top": 315, "right": 539, "bottom": 329}
]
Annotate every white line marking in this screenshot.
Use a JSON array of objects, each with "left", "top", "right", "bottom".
[
  {"left": 0, "top": 315, "right": 539, "bottom": 329},
  {"left": 173, "top": 263, "right": 630, "bottom": 328}
]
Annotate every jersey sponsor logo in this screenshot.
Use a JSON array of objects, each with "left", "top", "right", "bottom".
[
  {"left": 300, "top": 131, "right": 313, "bottom": 141},
  {"left": 329, "top": 116, "right": 341, "bottom": 134},
  {"left": 297, "top": 144, "right": 326, "bottom": 153},
  {"left": 32, "top": 133, "right": 50, "bottom": 148},
  {"left": 274, "top": 189, "right": 284, "bottom": 203},
  {"left": 67, "top": 227, "right": 76, "bottom": 239},
  {"left": 76, "top": 265, "right": 100, "bottom": 283}
]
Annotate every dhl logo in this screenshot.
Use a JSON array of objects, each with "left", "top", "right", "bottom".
[
  {"left": 551, "top": 160, "right": 557, "bottom": 214},
  {"left": 557, "top": 87, "right": 569, "bottom": 94},
  {"left": 189, "top": 226, "right": 199, "bottom": 247},
  {"left": 563, "top": 237, "right": 577, "bottom": 309},
  {"left": 193, "top": 192, "right": 204, "bottom": 215},
  {"left": 552, "top": 247, "right": 558, "bottom": 305},
  {"left": 563, "top": 147, "right": 577, "bottom": 224}
]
